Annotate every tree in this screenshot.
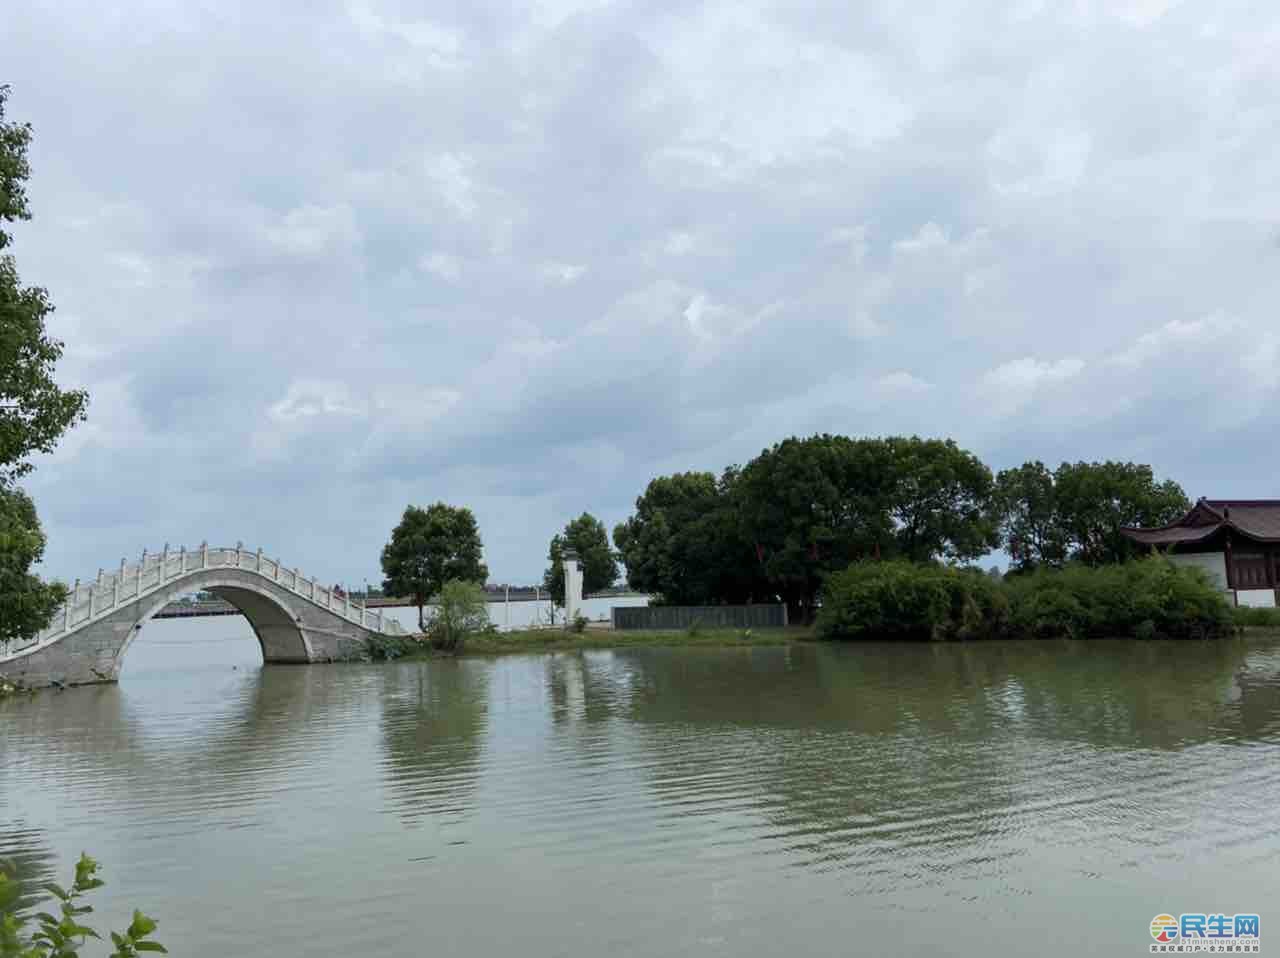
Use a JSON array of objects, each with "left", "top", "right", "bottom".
[
  {"left": 1052, "top": 461, "right": 1188, "bottom": 565},
  {"left": 734, "top": 435, "right": 901, "bottom": 621},
  {"left": 544, "top": 512, "right": 618, "bottom": 607},
  {"left": 614, "top": 471, "right": 765, "bottom": 605},
  {"left": 994, "top": 460, "right": 1067, "bottom": 572},
  {"left": 0, "top": 487, "right": 65, "bottom": 649},
  {"left": 1, "top": 87, "right": 87, "bottom": 486},
  {"left": 380, "top": 503, "right": 488, "bottom": 631},
  {"left": 883, "top": 436, "right": 1000, "bottom": 563},
  {"left": 0, "top": 87, "right": 85, "bottom": 645}
]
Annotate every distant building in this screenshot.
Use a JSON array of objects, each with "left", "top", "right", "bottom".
[{"left": 1121, "top": 499, "right": 1280, "bottom": 608}]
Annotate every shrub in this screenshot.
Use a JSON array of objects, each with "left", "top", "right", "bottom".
[
  {"left": 571, "top": 614, "right": 589, "bottom": 634},
  {"left": 816, "top": 561, "right": 1008, "bottom": 641},
  {"left": 1232, "top": 605, "right": 1280, "bottom": 629},
  {"left": 425, "top": 580, "right": 490, "bottom": 652},
  {"left": 365, "top": 633, "right": 421, "bottom": 661},
  {"left": 1004, "top": 558, "right": 1233, "bottom": 640},
  {"left": 817, "top": 556, "right": 1233, "bottom": 642},
  {"left": 0, "top": 853, "right": 165, "bottom": 957}
]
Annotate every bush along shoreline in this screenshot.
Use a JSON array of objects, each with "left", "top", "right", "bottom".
[{"left": 816, "top": 557, "right": 1238, "bottom": 642}]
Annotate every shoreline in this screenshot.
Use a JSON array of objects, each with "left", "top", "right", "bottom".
[{"left": 382, "top": 623, "right": 1280, "bottom": 660}]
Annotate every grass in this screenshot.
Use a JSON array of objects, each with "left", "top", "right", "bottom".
[{"left": 394, "top": 625, "right": 815, "bottom": 657}]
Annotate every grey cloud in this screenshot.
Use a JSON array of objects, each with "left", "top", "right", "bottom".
[{"left": 8, "top": 0, "right": 1279, "bottom": 584}]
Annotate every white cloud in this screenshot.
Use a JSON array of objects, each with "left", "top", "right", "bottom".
[
  {"left": 420, "top": 251, "right": 463, "bottom": 281},
  {"left": 12, "top": 0, "right": 1280, "bottom": 583}
]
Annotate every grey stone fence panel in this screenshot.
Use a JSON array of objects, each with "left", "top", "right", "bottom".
[{"left": 611, "top": 604, "right": 788, "bottom": 631}]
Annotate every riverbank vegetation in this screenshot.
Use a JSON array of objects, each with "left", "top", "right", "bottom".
[
  {"left": 816, "top": 558, "right": 1235, "bottom": 642},
  {"left": 613, "top": 434, "right": 1190, "bottom": 623},
  {"left": 0, "top": 853, "right": 165, "bottom": 956},
  {"left": 367, "top": 625, "right": 812, "bottom": 660}
]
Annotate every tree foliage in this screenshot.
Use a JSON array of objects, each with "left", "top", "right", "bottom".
[
  {"left": 613, "top": 470, "right": 765, "bottom": 606},
  {"left": 994, "top": 460, "right": 1066, "bottom": 572},
  {"left": 544, "top": 513, "right": 618, "bottom": 607},
  {"left": 614, "top": 435, "right": 999, "bottom": 618},
  {"left": 426, "top": 580, "right": 490, "bottom": 652},
  {"left": 996, "top": 460, "right": 1188, "bottom": 569},
  {"left": 0, "top": 852, "right": 166, "bottom": 957},
  {"left": 0, "top": 87, "right": 84, "bottom": 646},
  {"left": 0, "top": 488, "right": 65, "bottom": 648},
  {"left": 380, "top": 503, "right": 488, "bottom": 631},
  {"left": 733, "top": 435, "right": 997, "bottom": 619},
  {"left": 0, "top": 87, "right": 87, "bottom": 487}
]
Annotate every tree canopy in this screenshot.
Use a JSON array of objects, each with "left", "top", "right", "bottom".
[
  {"left": 613, "top": 470, "right": 764, "bottom": 606},
  {"left": 1, "top": 86, "right": 87, "bottom": 487},
  {"left": 544, "top": 512, "right": 618, "bottom": 607},
  {"left": 614, "top": 434, "right": 1000, "bottom": 619},
  {"left": 380, "top": 503, "right": 488, "bottom": 631},
  {"left": 0, "top": 87, "right": 85, "bottom": 645},
  {"left": 996, "top": 460, "right": 1188, "bottom": 569},
  {"left": 0, "top": 486, "right": 65, "bottom": 647}
]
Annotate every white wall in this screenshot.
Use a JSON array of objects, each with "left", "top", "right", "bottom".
[
  {"left": 1168, "top": 552, "right": 1229, "bottom": 590},
  {"left": 1237, "top": 589, "right": 1278, "bottom": 608}
]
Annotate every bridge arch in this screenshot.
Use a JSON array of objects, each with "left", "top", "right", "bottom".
[
  {"left": 0, "top": 545, "right": 402, "bottom": 689},
  {"left": 120, "top": 572, "right": 314, "bottom": 669}
]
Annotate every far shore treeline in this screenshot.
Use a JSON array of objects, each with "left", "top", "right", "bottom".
[{"left": 613, "top": 433, "right": 1191, "bottom": 621}]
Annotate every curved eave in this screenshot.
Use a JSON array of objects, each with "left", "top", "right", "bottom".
[{"left": 1121, "top": 521, "right": 1280, "bottom": 546}]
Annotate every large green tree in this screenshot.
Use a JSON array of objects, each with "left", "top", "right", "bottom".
[
  {"left": 994, "top": 460, "right": 1066, "bottom": 572},
  {"left": 544, "top": 512, "right": 618, "bottom": 607},
  {"left": 380, "top": 503, "right": 488, "bottom": 631},
  {"left": 883, "top": 436, "right": 1000, "bottom": 563},
  {"left": 1052, "top": 460, "right": 1188, "bottom": 565},
  {"left": 613, "top": 470, "right": 765, "bottom": 605},
  {"left": 0, "top": 87, "right": 87, "bottom": 645},
  {"left": 994, "top": 459, "right": 1188, "bottom": 568}
]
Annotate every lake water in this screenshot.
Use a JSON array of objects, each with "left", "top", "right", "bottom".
[{"left": 2, "top": 618, "right": 1278, "bottom": 956}]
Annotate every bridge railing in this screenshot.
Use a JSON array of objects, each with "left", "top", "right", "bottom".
[{"left": 1, "top": 544, "right": 405, "bottom": 660}]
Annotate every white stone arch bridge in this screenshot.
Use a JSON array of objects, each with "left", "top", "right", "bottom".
[{"left": 0, "top": 545, "right": 407, "bottom": 689}]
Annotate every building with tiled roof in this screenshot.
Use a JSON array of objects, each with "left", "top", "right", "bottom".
[{"left": 1121, "top": 499, "right": 1280, "bottom": 607}]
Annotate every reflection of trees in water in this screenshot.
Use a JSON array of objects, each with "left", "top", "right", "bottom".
[
  {"left": 545, "top": 652, "right": 632, "bottom": 728},
  {"left": 379, "top": 660, "right": 491, "bottom": 826},
  {"left": 0, "top": 823, "right": 56, "bottom": 914},
  {"left": 572, "top": 641, "right": 1280, "bottom": 876}
]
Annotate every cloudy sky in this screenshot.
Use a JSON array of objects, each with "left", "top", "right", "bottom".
[{"left": 8, "top": 0, "right": 1280, "bottom": 586}]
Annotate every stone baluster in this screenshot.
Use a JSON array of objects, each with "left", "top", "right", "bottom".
[
  {"left": 113, "top": 567, "right": 121, "bottom": 607},
  {"left": 201, "top": 541, "right": 208, "bottom": 569},
  {"left": 63, "top": 598, "right": 71, "bottom": 632},
  {"left": 256, "top": 546, "right": 262, "bottom": 572},
  {"left": 88, "top": 585, "right": 95, "bottom": 618},
  {"left": 274, "top": 558, "right": 281, "bottom": 581},
  {"left": 179, "top": 545, "right": 186, "bottom": 573},
  {"left": 137, "top": 551, "right": 145, "bottom": 592},
  {"left": 161, "top": 543, "right": 169, "bottom": 581}
]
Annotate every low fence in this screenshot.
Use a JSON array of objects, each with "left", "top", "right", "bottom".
[{"left": 611, "top": 604, "right": 788, "bottom": 631}]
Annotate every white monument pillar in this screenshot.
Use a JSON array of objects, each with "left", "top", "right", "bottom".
[{"left": 563, "top": 548, "right": 584, "bottom": 625}]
